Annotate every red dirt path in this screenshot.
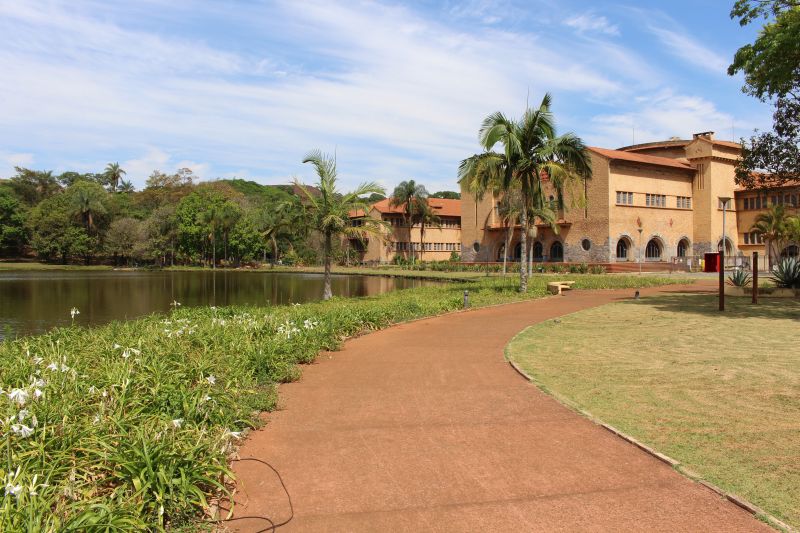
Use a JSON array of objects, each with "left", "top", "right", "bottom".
[{"left": 229, "top": 285, "right": 769, "bottom": 532}]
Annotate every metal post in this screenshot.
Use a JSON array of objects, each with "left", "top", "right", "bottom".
[
  {"left": 719, "top": 245, "right": 725, "bottom": 312},
  {"left": 637, "top": 228, "right": 643, "bottom": 275},
  {"left": 752, "top": 251, "right": 758, "bottom": 304},
  {"left": 463, "top": 290, "right": 469, "bottom": 309}
]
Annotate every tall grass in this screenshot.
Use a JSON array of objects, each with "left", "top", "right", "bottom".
[{"left": 0, "top": 275, "right": 682, "bottom": 529}]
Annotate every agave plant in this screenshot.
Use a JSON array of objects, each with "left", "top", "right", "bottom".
[
  {"left": 726, "top": 268, "right": 752, "bottom": 287},
  {"left": 771, "top": 257, "right": 800, "bottom": 288}
]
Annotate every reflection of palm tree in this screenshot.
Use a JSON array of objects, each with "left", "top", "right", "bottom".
[
  {"left": 417, "top": 199, "right": 441, "bottom": 261},
  {"left": 390, "top": 180, "right": 428, "bottom": 261},
  {"left": 297, "top": 150, "right": 387, "bottom": 300},
  {"left": 104, "top": 162, "right": 126, "bottom": 192},
  {"left": 752, "top": 204, "right": 790, "bottom": 269},
  {"left": 459, "top": 93, "right": 592, "bottom": 292}
]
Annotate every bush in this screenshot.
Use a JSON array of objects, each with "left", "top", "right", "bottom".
[
  {"left": 771, "top": 257, "right": 800, "bottom": 288},
  {"left": 589, "top": 265, "right": 607, "bottom": 274},
  {"left": 727, "top": 268, "right": 752, "bottom": 287}
]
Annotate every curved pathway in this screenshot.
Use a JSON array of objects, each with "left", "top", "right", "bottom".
[{"left": 230, "top": 284, "right": 769, "bottom": 532}]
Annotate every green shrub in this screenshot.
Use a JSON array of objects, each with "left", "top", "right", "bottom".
[
  {"left": 727, "top": 268, "right": 752, "bottom": 287},
  {"left": 771, "top": 257, "right": 800, "bottom": 288},
  {"left": 589, "top": 265, "right": 607, "bottom": 274}
]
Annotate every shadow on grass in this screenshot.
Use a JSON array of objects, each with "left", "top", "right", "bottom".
[{"left": 630, "top": 293, "right": 800, "bottom": 320}]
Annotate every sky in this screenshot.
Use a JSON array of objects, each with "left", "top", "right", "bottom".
[{"left": 0, "top": 0, "right": 772, "bottom": 193}]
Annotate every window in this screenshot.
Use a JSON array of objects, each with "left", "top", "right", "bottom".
[
  {"left": 550, "top": 241, "right": 563, "bottom": 262},
  {"left": 581, "top": 239, "right": 591, "bottom": 251},
  {"left": 677, "top": 239, "right": 689, "bottom": 257},
  {"left": 616, "top": 191, "right": 633, "bottom": 205},
  {"left": 645, "top": 239, "right": 662, "bottom": 260},
  {"left": 616, "top": 239, "right": 628, "bottom": 260},
  {"left": 472, "top": 242, "right": 480, "bottom": 253},
  {"left": 676, "top": 196, "right": 691, "bottom": 209},
  {"left": 646, "top": 193, "right": 666, "bottom": 207},
  {"left": 533, "top": 241, "right": 544, "bottom": 261}
]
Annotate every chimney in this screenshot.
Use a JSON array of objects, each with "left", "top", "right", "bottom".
[{"left": 692, "top": 131, "right": 715, "bottom": 140}]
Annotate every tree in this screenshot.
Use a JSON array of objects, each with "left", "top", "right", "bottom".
[
  {"left": 389, "top": 180, "right": 428, "bottom": 261},
  {"left": 458, "top": 93, "right": 592, "bottom": 292},
  {"left": 8, "top": 167, "right": 61, "bottom": 206},
  {"left": 27, "top": 193, "right": 90, "bottom": 264},
  {"left": 106, "top": 217, "right": 146, "bottom": 266},
  {"left": 144, "top": 204, "right": 178, "bottom": 266},
  {"left": 197, "top": 205, "right": 221, "bottom": 269},
  {"left": 103, "top": 162, "right": 127, "bottom": 193},
  {"left": 298, "top": 150, "right": 386, "bottom": 300},
  {"left": 430, "top": 191, "right": 461, "bottom": 199},
  {"left": 68, "top": 181, "right": 108, "bottom": 234},
  {"left": 0, "top": 186, "right": 27, "bottom": 256},
  {"left": 416, "top": 199, "right": 442, "bottom": 261},
  {"left": 366, "top": 192, "right": 386, "bottom": 202},
  {"left": 729, "top": 1, "right": 800, "bottom": 187},
  {"left": 751, "top": 203, "right": 791, "bottom": 268},
  {"left": 255, "top": 201, "right": 295, "bottom": 266},
  {"left": 117, "top": 179, "right": 135, "bottom": 193}
]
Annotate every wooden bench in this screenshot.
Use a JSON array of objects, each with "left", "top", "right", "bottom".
[{"left": 547, "top": 281, "right": 575, "bottom": 296}]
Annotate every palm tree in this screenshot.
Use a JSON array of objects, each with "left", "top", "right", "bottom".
[
  {"left": 104, "top": 162, "right": 126, "bottom": 193},
  {"left": 118, "top": 179, "right": 135, "bottom": 193},
  {"left": 257, "top": 201, "right": 296, "bottom": 267},
  {"left": 219, "top": 203, "right": 239, "bottom": 264},
  {"left": 416, "top": 199, "right": 442, "bottom": 261},
  {"left": 752, "top": 204, "right": 790, "bottom": 269},
  {"left": 70, "top": 182, "right": 107, "bottom": 234},
  {"left": 298, "top": 150, "right": 387, "bottom": 300},
  {"left": 458, "top": 93, "right": 592, "bottom": 292},
  {"left": 197, "top": 205, "right": 221, "bottom": 269},
  {"left": 497, "top": 191, "right": 522, "bottom": 275},
  {"left": 390, "top": 180, "right": 428, "bottom": 262}
]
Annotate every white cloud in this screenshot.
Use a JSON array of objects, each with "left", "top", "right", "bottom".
[
  {"left": 647, "top": 24, "right": 728, "bottom": 74},
  {"left": 0, "top": 152, "right": 35, "bottom": 178},
  {"left": 564, "top": 12, "right": 620, "bottom": 36}
]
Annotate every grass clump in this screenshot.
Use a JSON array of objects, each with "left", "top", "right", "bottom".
[{"left": 0, "top": 274, "right": 681, "bottom": 529}]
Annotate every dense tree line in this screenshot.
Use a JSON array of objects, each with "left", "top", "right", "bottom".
[{"left": 0, "top": 165, "right": 320, "bottom": 266}]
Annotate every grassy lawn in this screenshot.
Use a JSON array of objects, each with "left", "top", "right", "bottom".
[
  {"left": 507, "top": 294, "right": 800, "bottom": 527},
  {"left": 0, "top": 274, "right": 684, "bottom": 529}
]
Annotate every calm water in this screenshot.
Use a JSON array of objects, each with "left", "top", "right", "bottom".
[{"left": 0, "top": 270, "right": 435, "bottom": 339}]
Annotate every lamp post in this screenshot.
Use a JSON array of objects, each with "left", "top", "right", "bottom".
[
  {"left": 637, "top": 227, "right": 643, "bottom": 274},
  {"left": 718, "top": 197, "right": 731, "bottom": 312}
]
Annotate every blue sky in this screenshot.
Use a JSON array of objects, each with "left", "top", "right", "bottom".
[{"left": 0, "top": 0, "right": 771, "bottom": 193}]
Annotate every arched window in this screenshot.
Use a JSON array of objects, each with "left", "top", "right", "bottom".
[
  {"left": 782, "top": 245, "right": 799, "bottom": 258},
  {"left": 717, "top": 238, "right": 733, "bottom": 255},
  {"left": 646, "top": 239, "right": 662, "bottom": 261},
  {"left": 533, "top": 241, "right": 544, "bottom": 261},
  {"left": 616, "top": 239, "right": 629, "bottom": 261},
  {"left": 497, "top": 243, "right": 506, "bottom": 261},
  {"left": 513, "top": 242, "right": 522, "bottom": 260},
  {"left": 550, "top": 241, "right": 563, "bottom": 262},
  {"left": 677, "top": 239, "right": 689, "bottom": 258}
]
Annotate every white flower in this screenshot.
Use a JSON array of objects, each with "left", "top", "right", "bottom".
[
  {"left": 171, "top": 419, "right": 183, "bottom": 429},
  {"left": 206, "top": 375, "right": 216, "bottom": 386},
  {"left": 17, "top": 409, "right": 29, "bottom": 422},
  {"left": 33, "top": 388, "right": 43, "bottom": 400},
  {"left": 303, "top": 319, "right": 318, "bottom": 330},
  {"left": 113, "top": 344, "right": 122, "bottom": 350},
  {"left": 11, "top": 424, "right": 34, "bottom": 438},
  {"left": 60, "top": 364, "right": 70, "bottom": 373},
  {"left": 70, "top": 307, "right": 80, "bottom": 319},
  {"left": 31, "top": 378, "right": 46, "bottom": 388},
  {"left": 4, "top": 483, "right": 22, "bottom": 498},
  {"left": 46, "top": 362, "right": 58, "bottom": 371},
  {"left": 170, "top": 300, "right": 181, "bottom": 307},
  {"left": 30, "top": 415, "right": 38, "bottom": 428},
  {"left": 32, "top": 356, "right": 43, "bottom": 365},
  {"left": 88, "top": 386, "right": 96, "bottom": 394},
  {"left": 8, "top": 388, "right": 29, "bottom": 406},
  {"left": 224, "top": 430, "right": 242, "bottom": 439},
  {"left": 203, "top": 395, "right": 212, "bottom": 402},
  {"left": 93, "top": 415, "right": 101, "bottom": 424},
  {"left": 101, "top": 390, "right": 108, "bottom": 398}
]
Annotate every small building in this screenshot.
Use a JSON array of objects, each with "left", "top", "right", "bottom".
[{"left": 348, "top": 198, "right": 462, "bottom": 263}]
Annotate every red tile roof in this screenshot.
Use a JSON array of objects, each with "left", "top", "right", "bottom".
[
  {"left": 350, "top": 198, "right": 461, "bottom": 218},
  {"left": 588, "top": 147, "right": 696, "bottom": 171}
]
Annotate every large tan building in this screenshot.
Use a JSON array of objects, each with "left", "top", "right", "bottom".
[
  {"left": 461, "top": 131, "right": 798, "bottom": 266},
  {"left": 349, "top": 198, "right": 462, "bottom": 263}
]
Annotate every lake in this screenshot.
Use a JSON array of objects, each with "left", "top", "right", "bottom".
[{"left": 0, "top": 270, "right": 435, "bottom": 339}]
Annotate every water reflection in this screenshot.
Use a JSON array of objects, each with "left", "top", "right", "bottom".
[{"left": 0, "top": 271, "right": 435, "bottom": 339}]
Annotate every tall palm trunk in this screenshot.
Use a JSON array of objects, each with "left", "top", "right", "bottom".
[
  {"left": 503, "top": 226, "right": 511, "bottom": 275},
  {"left": 323, "top": 232, "right": 333, "bottom": 300},
  {"left": 519, "top": 204, "right": 528, "bottom": 292},
  {"left": 271, "top": 235, "right": 278, "bottom": 268}
]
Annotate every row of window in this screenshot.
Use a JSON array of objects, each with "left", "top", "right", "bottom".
[
  {"left": 645, "top": 193, "right": 666, "bottom": 208},
  {"left": 384, "top": 217, "right": 461, "bottom": 228},
  {"left": 616, "top": 191, "right": 691, "bottom": 209},
  {"left": 743, "top": 231, "right": 764, "bottom": 245},
  {"left": 393, "top": 242, "right": 459, "bottom": 252},
  {"left": 741, "top": 194, "right": 799, "bottom": 210}
]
